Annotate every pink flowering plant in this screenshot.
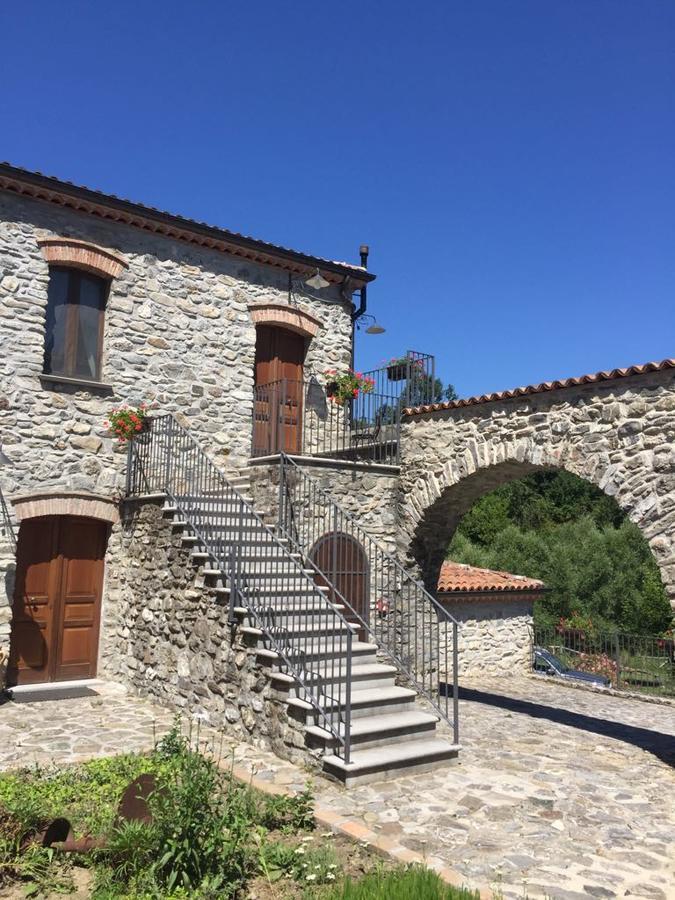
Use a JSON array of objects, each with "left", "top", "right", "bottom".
[
  {"left": 105, "top": 403, "right": 150, "bottom": 443},
  {"left": 575, "top": 651, "right": 618, "bottom": 685},
  {"left": 324, "top": 369, "right": 375, "bottom": 406}
]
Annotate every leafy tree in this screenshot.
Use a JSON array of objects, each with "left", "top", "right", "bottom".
[{"left": 447, "top": 472, "right": 672, "bottom": 635}]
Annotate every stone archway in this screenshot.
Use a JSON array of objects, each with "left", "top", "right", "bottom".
[{"left": 398, "top": 366, "right": 675, "bottom": 607}]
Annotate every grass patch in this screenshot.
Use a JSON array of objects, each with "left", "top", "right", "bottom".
[{"left": 327, "top": 865, "right": 479, "bottom": 899}]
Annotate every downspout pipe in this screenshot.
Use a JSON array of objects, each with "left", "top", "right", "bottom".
[{"left": 350, "top": 244, "right": 369, "bottom": 370}]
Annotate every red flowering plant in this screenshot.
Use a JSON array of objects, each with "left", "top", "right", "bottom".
[
  {"left": 105, "top": 403, "right": 151, "bottom": 443},
  {"left": 324, "top": 369, "right": 375, "bottom": 406}
]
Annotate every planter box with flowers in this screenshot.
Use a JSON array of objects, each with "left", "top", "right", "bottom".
[
  {"left": 324, "top": 370, "right": 375, "bottom": 406},
  {"left": 385, "top": 356, "right": 425, "bottom": 382},
  {"left": 105, "top": 403, "right": 152, "bottom": 443}
]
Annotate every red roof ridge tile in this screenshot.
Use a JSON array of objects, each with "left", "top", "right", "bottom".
[{"left": 404, "top": 358, "right": 675, "bottom": 417}]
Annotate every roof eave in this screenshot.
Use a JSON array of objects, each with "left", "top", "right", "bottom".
[{"left": 0, "top": 162, "right": 376, "bottom": 287}]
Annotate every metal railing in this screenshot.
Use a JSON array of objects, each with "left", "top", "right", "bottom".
[
  {"left": 533, "top": 624, "right": 675, "bottom": 697},
  {"left": 278, "top": 453, "right": 460, "bottom": 743},
  {"left": 126, "top": 415, "right": 354, "bottom": 762},
  {"left": 0, "top": 485, "right": 16, "bottom": 552},
  {"left": 362, "top": 350, "right": 437, "bottom": 408},
  {"left": 252, "top": 378, "right": 400, "bottom": 464}
]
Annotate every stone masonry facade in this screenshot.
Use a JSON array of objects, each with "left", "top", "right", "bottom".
[
  {"left": 0, "top": 189, "right": 355, "bottom": 664},
  {"left": 99, "top": 498, "right": 315, "bottom": 768},
  {"left": 398, "top": 370, "right": 675, "bottom": 609},
  {"left": 437, "top": 596, "right": 535, "bottom": 677}
]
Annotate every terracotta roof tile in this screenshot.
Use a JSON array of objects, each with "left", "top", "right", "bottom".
[
  {"left": 404, "top": 359, "right": 675, "bottom": 417},
  {"left": 0, "top": 162, "right": 374, "bottom": 284},
  {"left": 437, "top": 561, "right": 545, "bottom": 594}
]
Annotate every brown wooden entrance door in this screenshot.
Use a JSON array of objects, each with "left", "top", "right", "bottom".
[
  {"left": 253, "top": 325, "right": 305, "bottom": 454},
  {"left": 8, "top": 516, "right": 107, "bottom": 686},
  {"left": 310, "top": 533, "right": 369, "bottom": 640}
]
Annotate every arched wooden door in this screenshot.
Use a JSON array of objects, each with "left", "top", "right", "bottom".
[
  {"left": 253, "top": 325, "right": 305, "bottom": 455},
  {"left": 310, "top": 533, "right": 369, "bottom": 639},
  {"left": 8, "top": 516, "right": 107, "bottom": 686}
]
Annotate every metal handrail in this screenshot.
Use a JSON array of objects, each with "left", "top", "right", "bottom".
[
  {"left": 0, "top": 486, "right": 16, "bottom": 552},
  {"left": 126, "top": 415, "right": 353, "bottom": 762},
  {"left": 253, "top": 378, "right": 401, "bottom": 464},
  {"left": 278, "top": 453, "right": 459, "bottom": 743}
]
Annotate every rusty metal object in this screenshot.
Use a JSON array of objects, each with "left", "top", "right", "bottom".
[{"left": 43, "top": 773, "right": 157, "bottom": 854}]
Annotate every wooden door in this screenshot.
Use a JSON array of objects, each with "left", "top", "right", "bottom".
[
  {"left": 253, "top": 326, "right": 305, "bottom": 454},
  {"left": 311, "top": 533, "right": 369, "bottom": 640},
  {"left": 8, "top": 516, "right": 107, "bottom": 686}
]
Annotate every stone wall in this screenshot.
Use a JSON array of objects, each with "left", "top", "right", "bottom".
[
  {"left": 438, "top": 595, "right": 535, "bottom": 677},
  {"left": 247, "top": 456, "right": 401, "bottom": 568},
  {"left": 0, "top": 190, "right": 354, "bottom": 669},
  {"left": 399, "top": 370, "right": 675, "bottom": 608},
  {"left": 99, "top": 498, "right": 317, "bottom": 768}
]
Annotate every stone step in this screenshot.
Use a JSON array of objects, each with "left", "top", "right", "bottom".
[
  {"left": 239, "top": 616, "right": 357, "bottom": 637},
  {"left": 313, "top": 662, "right": 397, "bottom": 691},
  {"left": 288, "top": 685, "right": 417, "bottom": 722},
  {"left": 257, "top": 640, "right": 377, "bottom": 668},
  {"left": 232, "top": 604, "right": 348, "bottom": 619},
  {"left": 322, "top": 738, "right": 460, "bottom": 787},
  {"left": 305, "top": 709, "right": 440, "bottom": 752}
]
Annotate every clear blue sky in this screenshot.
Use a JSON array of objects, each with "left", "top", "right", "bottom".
[{"left": 2, "top": 1, "right": 673, "bottom": 397}]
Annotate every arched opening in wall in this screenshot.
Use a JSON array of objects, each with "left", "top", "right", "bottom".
[
  {"left": 253, "top": 325, "right": 308, "bottom": 455},
  {"left": 7, "top": 516, "right": 109, "bottom": 686},
  {"left": 410, "top": 463, "right": 673, "bottom": 690},
  {"left": 310, "top": 532, "right": 369, "bottom": 640},
  {"left": 412, "top": 463, "right": 672, "bottom": 633}
]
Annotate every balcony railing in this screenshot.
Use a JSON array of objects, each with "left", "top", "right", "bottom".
[
  {"left": 362, "top": 350, "right": 437, "bottom": 408},
  {"left": 252, "top": 378, "right": 401, "bottom": 465}
]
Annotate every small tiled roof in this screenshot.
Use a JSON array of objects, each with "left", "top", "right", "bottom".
[
  {"left": 437, "top": 561, "right": 545, "bottom": 594},
  {"left": 0, "top": 162, "right": 375, "bottom": 285},
  {"left": 404, "top": 359, "right": 675, "bottom": 416}
]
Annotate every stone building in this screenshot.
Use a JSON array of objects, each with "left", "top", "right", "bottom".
[
  {"left": 435, "top": 561, "right": 545, "bottom": 677},
  {"left": 0, "top": 163, "right": 461, "bottom": 785},
  {"left": 1, "top": 161, "right": 672, "bottom": 784},
  {"left": 0, "top": 162, "right": 371, "bottom": 683}
]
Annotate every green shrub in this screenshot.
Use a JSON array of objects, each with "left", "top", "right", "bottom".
[{"left": 327, "top": 864, "right": 479, "bottom": 900}]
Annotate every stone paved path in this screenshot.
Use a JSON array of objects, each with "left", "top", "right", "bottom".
[{"left": 1, "top": 677, "right": 674, "bottom": 899}]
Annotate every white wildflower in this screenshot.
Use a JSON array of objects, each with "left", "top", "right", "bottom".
[
  {"left": 294, "top": 847, "right": 305, "bottom": 855},
  {"left": 306, "top": 874, "right": 317, "bottom": 882}
]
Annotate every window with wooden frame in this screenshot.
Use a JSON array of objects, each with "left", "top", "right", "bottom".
[{"left": 43, "top": 267, "right": 109, "bottom": 381}]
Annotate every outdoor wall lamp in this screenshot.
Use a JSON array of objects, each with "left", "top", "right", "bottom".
[
  {"left": 305, "top": 268, "right": 330, "bottom": 291},
  {"left": 357, "top": 313, "right": 386, "bottom": 335}
]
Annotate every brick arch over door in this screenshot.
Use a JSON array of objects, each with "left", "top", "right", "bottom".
[{"left": 397, "top": 368, "right": 675, "bottom": 606}]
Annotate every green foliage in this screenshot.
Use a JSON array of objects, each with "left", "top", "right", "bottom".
[
  {"left": 258, "top": 785, "right": 315, "bottom": 833},
  {"left": 326, "top": 864, "right": 479, "bottom": 899},
  {"left": 448, "top": 472, "right": 672, "bottom": 635},
  {"left": 0, "top": 753, "right": 170, "bottom": 840},
  {"left": 259, "top": 836, "right": 341, "bottom": 887}
]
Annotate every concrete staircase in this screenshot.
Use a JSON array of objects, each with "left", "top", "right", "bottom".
[{"left": 160, "top": 467, "right": 459, "bottom": 787}]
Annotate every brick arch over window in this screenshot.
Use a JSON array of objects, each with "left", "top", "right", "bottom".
[
  {"left": 12, "top": 492, "right": 119, "bottom": 525},
  {"left": 37, "top": 237, "right": 128, "bottom": 279},
  {"left": 249, "top": 303, "right": 321, "bottom": 339}
]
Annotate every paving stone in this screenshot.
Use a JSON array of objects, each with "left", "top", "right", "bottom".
[{"left": 0, "top": 676, "right": 673, "bottom": 899}]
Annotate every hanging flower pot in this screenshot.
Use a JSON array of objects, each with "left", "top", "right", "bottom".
[
  {"left": 386, "top": 357, "right": 409, "bottom": 381},
  {"left": 323, "top": 369, "right": 375, "bottom": 406},
  {"left": 105, "top": 403, "right": 153, "bottom": 444}
]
